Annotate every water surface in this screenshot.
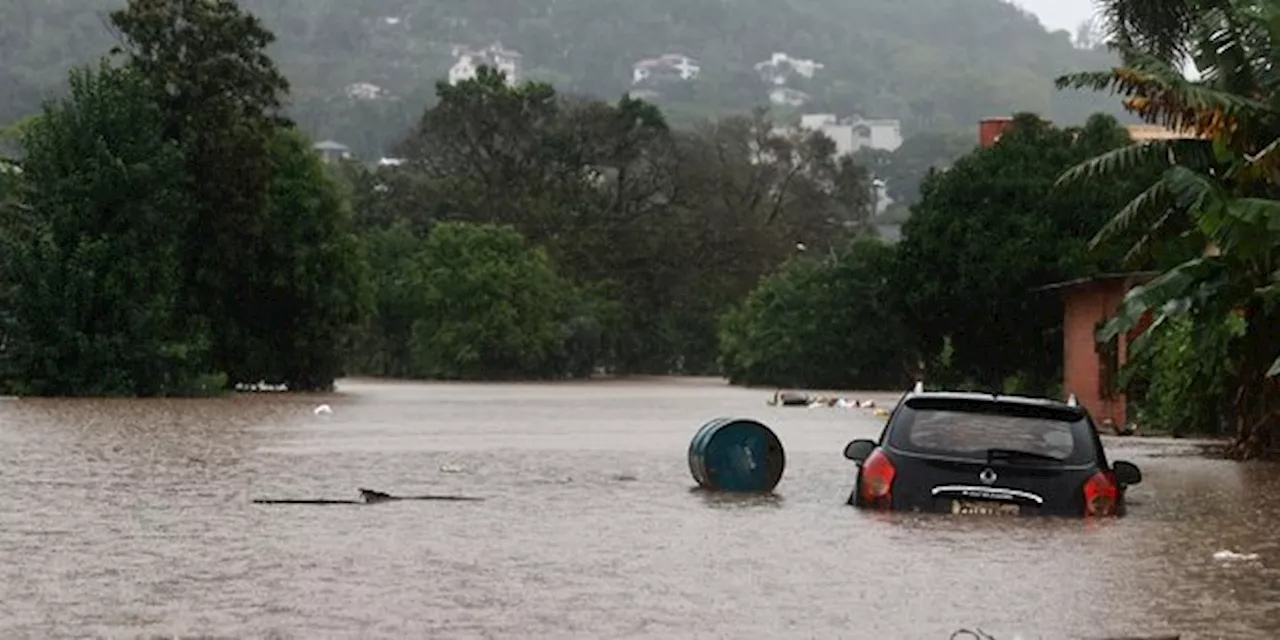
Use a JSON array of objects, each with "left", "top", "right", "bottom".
[{"left": 0, "top": 378, "right": 1274, "bottom": 639}]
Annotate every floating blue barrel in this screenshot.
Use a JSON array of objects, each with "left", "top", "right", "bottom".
[{"left": 688, "top": 417, "right": 786, "bottom": 493}]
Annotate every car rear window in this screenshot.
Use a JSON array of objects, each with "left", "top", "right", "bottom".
[{"left": 887, "top": 398, "right": 1097, "bottom": 465}]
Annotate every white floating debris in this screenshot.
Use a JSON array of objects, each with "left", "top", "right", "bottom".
[
  {"left": 1213, "top": 549, "right": 1260, "bottom": 562},
  {"left": 344, "top": 82, "right": 388, "bottom": 101},
  {"left": 313, "top": 404, "right": 333, "bottom": 415},
  {"left": 439, "top": 464, "right": 463, "bottom": 473}
]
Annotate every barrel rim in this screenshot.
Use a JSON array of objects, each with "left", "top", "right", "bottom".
[{"left": 688, "top": 417, "right": 786, "bottom": 493}]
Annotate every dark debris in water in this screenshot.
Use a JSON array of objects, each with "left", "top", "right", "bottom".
[
  {"left": 950, "top": 631, "right": 1179, "bottom": 640},
  {"left": 251, "top": 488, "right": 484, "bottom": 505}
]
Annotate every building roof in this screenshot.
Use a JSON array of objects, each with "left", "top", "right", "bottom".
[
  {"left": 1030, "top": 271, "right": 1160, "bottom": 293},
  {"left": 1126, "top": 124, "right": 1201, "bottom": 142},
  {"left": 313, "top": 140, "right": 349, "bottom": 151},
  {"left": 634, "top": 54, "right": 697, "bottom": 69}
]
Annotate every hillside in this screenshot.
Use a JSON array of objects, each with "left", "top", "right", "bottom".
[{"left": 0, "top": 0, "right": 1128, "bottom": 158}]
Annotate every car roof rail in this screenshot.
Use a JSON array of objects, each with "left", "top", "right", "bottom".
[
  {"left": 912, "top": 380, "right": 924, "bottom": 393},
  {"left": 1066, "top": 393, "right": 1078, "bottom": 407}
]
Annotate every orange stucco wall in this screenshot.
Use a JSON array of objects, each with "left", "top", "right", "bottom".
[
  {"left": 979, "top": 117, "right": 1015, "bottom": 148},
  {"left": 1060, "top": 280, "right": 1132, "bottom": 428}
]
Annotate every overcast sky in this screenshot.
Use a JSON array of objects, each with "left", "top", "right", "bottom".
[{"left": 1016, "top": 0, "right": 1098, "bottom": 33}]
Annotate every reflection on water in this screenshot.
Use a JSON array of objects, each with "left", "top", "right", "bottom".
[
  {"left": 0, "top": 378, "right": 1275, "bottom": 638},
  {"left": 690, "top": 487, "right": 785, "bottom": 509}
]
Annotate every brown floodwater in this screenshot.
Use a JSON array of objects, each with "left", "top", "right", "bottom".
[{"left": 1, "top": 377, "right": 1277, "bottom": 639}]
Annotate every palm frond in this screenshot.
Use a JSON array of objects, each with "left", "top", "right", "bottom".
[
  {"left": 1189, "top": 3, "right": 1267, "bottom": 93},
  {"left": 1226, "top": 196, "right": 1280, "bottom": 225},
  {"left": 1058, "top": 57, "right": 1271, "bottom": 139},
  {"left": 1089, "top": 180, "right": 1172, "bottom": 249},
  {"left": 1096, "top": 0, "right": 1201, "bottom": 62},
  {"left": 1056, "top": 138, "right": 1213, "bottom": 188},
  {"left": 1120, "top": 208, "right": 1176, "bottom": 266},
  {"left": 1057, "top": 142, "right": 1160, "bottom": 187},
  {"left": 1239, "top": 135, "right": 1280, "bottom": 184},
  {"left": 1097, "top": 256, "right": 1223, "bottom": 342},
  {"left": 1208, "top": 196, "right": 1280, "bottom": 255},
  {"left": 1163, "top": 165, "right": 1223, "bottom": 210}
]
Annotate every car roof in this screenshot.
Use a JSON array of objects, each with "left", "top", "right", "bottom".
[{"left": 900, "top": 390, "right": 1088, "bottom": 418}]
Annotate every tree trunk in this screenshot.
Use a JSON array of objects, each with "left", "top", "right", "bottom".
[{"left": 1225, "top": 304, "right": 1280, "bottom": 460}]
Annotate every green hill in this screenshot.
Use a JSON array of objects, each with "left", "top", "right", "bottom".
[{"left": 0, "top": 0, "right": 1127, "bottom": 158}]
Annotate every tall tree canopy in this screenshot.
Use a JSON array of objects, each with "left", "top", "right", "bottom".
[
  {"left": 353, "top": 70, "right": 874, "bottom": 376},
  {"left": 1057, "top": 0, "right": 1280, "bottom": 458},
  {"left": 895, "top": 113, "right": 1144, "bottom": 392},
  {"left": 0, "top": 63, "right": 214, "bottom": 396},
  {"left": 0, "top": 0, "right": 370, "bottom": 395}
]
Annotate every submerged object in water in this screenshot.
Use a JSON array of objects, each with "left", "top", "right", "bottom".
[
  {"left": 252, "top": 487, "right": 484, "bottom": 505},
  {"left": 768, "top": 390, "right": 810, "bottom": 406},
  {"left": 688, "top": 417, "right": 786, "bottom": 493}
]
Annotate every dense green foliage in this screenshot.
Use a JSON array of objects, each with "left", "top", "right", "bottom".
[
  {"left": 894, "top": 113, "right": 1144, "bottom": 393},
  {"left": 1057, "top": 0, "right": 1280, "bottom": 456},
  {"left": 340, "top": 68, "right": 875, "bottom": 379},
  {"left": 346, "top": 220, "right": 580, "bottom": 380},
  {"left": 1, "top": 0, "right": 1131, "bottom": 158},
  {"left": 406, "top": 222, "right": 574, "bottom": 380},
  {"left": 1124, "top": 315, "right": 1242, "bottom": 437},
  {"left": 232, "top": 129, "right": 369, "bottom": 389},
  {"left": 0, "top": 0, "right": 368, "bottom": 395},
  {"left": 7, "top": 0, "right": 1259, "bottom": 450},
  {"left": 718, "top": 238, "right": 911, "bottom": 389},
  {"left": 0, "top": 63, "right": 216, "bottom": 396}
]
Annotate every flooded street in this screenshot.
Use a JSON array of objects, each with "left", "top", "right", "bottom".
[{"left": 2, "top": 378, "right": 1279, "bottom": 639}]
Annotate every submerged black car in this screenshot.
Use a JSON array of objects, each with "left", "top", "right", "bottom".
[{"left": 842, "top": 385, "right": 1142, "bottom": 517}]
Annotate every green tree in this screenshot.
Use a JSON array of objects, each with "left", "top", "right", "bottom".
[
  {"left": 382, "top": 70, "right": 878, "bottom": 377},
  {"left": 347, "top": 219, "right": 429, "bottom": 378},
  {"left": 225, "top": 129, "right": 371, "bottom": 390},
  {"left": 396, "top": 67, "right": 570, "bottom": 232},
  {"left": 718, "top": 237, "right": 911, "bottom": 389},
  {"left": 108, "top": 0, "right": 294, "bottom": 387},
  {"left": 0, "top": 63, "right": 215, "bottom": 396},
  {"left": 1056, "top": 0, "right": 1280, "bottom": 458},
  {"left": 895, "top": 112, "right": 1142, "bottom": 392},
  {"left": 648, "top": 110, "right": 876, "bottom": 373},
  {"left": 1123, "top": 314, "right": 1242, "bottom": 437},
  {"left": 407, "top": 221, "right": 576, "bottom": 380}
]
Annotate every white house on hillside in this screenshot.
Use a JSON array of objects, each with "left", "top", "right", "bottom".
[
  {"left": 754, "top": 52, "right": 824, "bottom": 85},
  {"left": 632, "top": 54, "right": 700, "bottom": 85},
  {"left": 769, "top": 87, "right": 812, "bottom": 107},
  {"left": 449, "top": 42, "right": 522, "bottom": 85},
  {"left": 313, "top": 140, "right": 351, "bottom": 164},
  {"left": 798, "top": 114, "right": 903, "bottom": 154},
  {"left": 345, "top": 82, "right": 389, "bottom": 101}
]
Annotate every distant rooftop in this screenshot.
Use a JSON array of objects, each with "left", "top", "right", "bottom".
[
  {"left": 313, "top": 140, "right": 349, "bottom": 151},
  {"left": 1031, "top": 271, "right": 1161, "bottom": 293}
]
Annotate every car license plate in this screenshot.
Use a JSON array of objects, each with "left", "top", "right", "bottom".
[{"left": 951, "top": 500, "right": 1020, "bottom": 516}]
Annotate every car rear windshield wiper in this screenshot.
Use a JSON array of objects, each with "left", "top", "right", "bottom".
[{"left": 986, "top": 448, "right": 1065, "bottom": 464}]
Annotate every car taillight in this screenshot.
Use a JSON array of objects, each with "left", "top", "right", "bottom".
[
  {"left": 859, "top": 449, "right": 896, "bottom": 509},
  {"left": 1083, "top": 471, "right": 1117, "bottom": 516}
]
